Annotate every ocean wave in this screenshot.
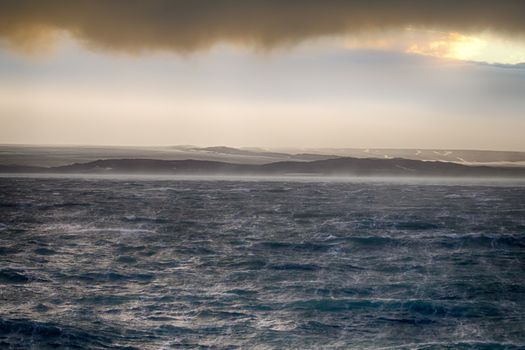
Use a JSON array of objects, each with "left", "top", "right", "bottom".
[
  {"left": 1, "top": 178, "right": 524, "bottom": 348},
  {"left": 0, "top": 269, "right": 30, "bottom": 283},
  {"left": 0, "top": 319, "right": 129, "bottom": 349}
]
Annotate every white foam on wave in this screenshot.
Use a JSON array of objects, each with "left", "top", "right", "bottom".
[
  {"left": 374, "top": 340, "right": 524, "bottom": 350},
  {"left": 40, "top": 223, "right": 155, "bottom": 235},
  {"left": 254, "top": 316, "right": 297, "bottom": 332}
]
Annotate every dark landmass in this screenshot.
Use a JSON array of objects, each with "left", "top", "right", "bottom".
[
  {"left": 2, "top": 145, "right": 525, "bottom": 168},
  {"left": 1, "top": 157, "right": 525, "bottom": 178}
]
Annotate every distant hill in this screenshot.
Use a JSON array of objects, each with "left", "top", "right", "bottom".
[
  {"left": 1, "top": 145, "right": 524, "bottom": 168},
  {"left": 1, "top": 157, "right": 524, "bottom": 178}
]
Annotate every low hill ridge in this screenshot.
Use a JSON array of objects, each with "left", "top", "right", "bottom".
[{"left": 1, "top": 157, "right": 525, "bottom": 177}]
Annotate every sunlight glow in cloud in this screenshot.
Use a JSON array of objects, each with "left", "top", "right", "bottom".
[
  {"left": 406, "top": 31, "right": 525, "bottom": 64},
  {"left": 341, "top": 29, "right": 525, "bottom": 64},
  {"left": 407, "top": 32, "right": 486, "bottom": 60}
]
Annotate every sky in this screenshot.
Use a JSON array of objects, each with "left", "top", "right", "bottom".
[{"left": 1, "top": 1, "right": 525, "bottom": 151}]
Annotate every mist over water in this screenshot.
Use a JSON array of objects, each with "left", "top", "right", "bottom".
[{"left": 0, "top": 177, "right": 524, "bottom": 349}]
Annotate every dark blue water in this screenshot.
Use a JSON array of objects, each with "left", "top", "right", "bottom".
[{"left": 1, "top": 176, "right": 524, "bottom": 349}]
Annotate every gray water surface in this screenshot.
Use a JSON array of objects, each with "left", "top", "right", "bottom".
[{"left": 0, "top": 177, "right": 524, "bottom": 349}]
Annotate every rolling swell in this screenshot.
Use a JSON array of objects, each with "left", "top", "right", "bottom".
[
  {"left": 0, "top": 177, "right": 524, "bottom": 348},
  {"left": 0, "top": 318, "right": 133, "bottom": 349},
  {"left": 0, "top": 269, "right": 31, "bottom": 283}
]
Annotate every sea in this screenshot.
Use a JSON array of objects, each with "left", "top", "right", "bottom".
[{"left": 0, "top": 175, "right": 524, "bottom": 349}]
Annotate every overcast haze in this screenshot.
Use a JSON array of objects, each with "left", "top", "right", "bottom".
[{"left": 1, "top": 1, "right": 524, "bottom": 150}]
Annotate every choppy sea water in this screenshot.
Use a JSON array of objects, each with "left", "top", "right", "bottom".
[{"left": 0, "top": 176, "right": 524, "bottom": 349}]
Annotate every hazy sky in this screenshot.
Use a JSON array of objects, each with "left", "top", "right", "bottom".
[{"left": 1, "top": 1, "right": 524, "bottom": 150}]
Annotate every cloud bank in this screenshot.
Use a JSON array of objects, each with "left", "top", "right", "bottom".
[{"left": 1, "top": 0, "right": 524, "bottom": 54}]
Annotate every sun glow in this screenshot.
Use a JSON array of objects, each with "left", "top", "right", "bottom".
[
  {"left": 407, "top": 32, "right": 486, "bottom": 61},
  {"left": 406, "top": 31, "right": 525, "bottom": 64},
  {"left": 342, "top": 29, "right": 525, "bottom": 65}
]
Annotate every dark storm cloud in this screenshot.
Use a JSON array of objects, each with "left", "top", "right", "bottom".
[{"left": 0, "top": 0, "right": 524, "bottom": 53}]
